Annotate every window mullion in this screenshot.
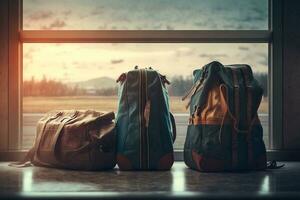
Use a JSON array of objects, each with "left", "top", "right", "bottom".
[{"left": 20, "top": 30, "right": 271, "bottom": 43}]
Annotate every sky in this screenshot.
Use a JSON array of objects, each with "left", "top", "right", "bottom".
[
  {"left": 23, "top": 0, "right": 268, "bottom": 30},
  {"left": 23, "top": 0, "right": 268, "bottom": 82}
]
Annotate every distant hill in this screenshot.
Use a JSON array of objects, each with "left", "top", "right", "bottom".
[{"left": 68, "top": 76, "right": 117, "bottom": 90}]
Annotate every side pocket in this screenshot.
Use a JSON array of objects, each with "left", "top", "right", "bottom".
[
  {"left": 184, "top": 124, "right": 203, "bottom": 170},
  {"left": 189, "top": 124, "right": 228, "bottom": 172}
]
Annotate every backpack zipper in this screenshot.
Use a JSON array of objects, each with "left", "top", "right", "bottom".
[{"left": 139, "top": 69, "right": 149, "bottom": 169}]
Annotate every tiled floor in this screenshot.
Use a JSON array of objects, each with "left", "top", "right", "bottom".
[{"left": 0, "top": 162, "right": 299, "bottom": 199}]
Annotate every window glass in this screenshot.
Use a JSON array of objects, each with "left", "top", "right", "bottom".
[
  {"left": 23, "top": 43, "right": 269, "bottom": 150},
  {"left": 23, "top": 0, "right": 268, "bottom": 30}
]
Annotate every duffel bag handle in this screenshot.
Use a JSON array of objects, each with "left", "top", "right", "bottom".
[{"left": 169, "top": 112, "right": 176, "bottom": 143}]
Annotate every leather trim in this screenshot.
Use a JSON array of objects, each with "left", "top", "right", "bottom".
[
  {"left": 158, "top": 152, "right": 174, "bottom": 170},
  {"left": 192, "top": 150, "right": 203, "bottom": 170},
  {"left": 231, "top": 69, "right": 239, "bottom": 170},
  {"left": 192, "top": 150, "right": 225, "bottom": 172},
  {"left": 241, "top": 67, "right": 254, "bottom": 169},
  {"left": 192, "top": 117, "right": 230, "bottom": 125},
  {"left": 117, "top": 154, "right": 132, "bottom": 170}
]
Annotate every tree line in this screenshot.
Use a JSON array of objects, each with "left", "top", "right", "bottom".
[
  {"left": 23, "top": 76, "right": 118, "bottom": 96},
  {"left": 23, "top": 73, "right": 268, "bottom": 97},
  {"left": 23, "top": 77, "right": 86, "bottom": 96},
  {"left": 169, "top": 73, "right": 268, "bottom": 97}
]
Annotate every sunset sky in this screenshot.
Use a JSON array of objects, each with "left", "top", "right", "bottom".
[{"left": 23, "top": 0, "right": 268, "bottom": 82}]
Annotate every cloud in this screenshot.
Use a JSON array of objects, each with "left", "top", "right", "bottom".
[
  {"left": 98, "top": 24, "right": 108, "bottom": 30},
  {"left": 256, "top": 52, "right": 268, "bottom": 61},
  {"left": 174, "top": 47, "right": 194, "bottom": 57},
  {"left": 166, "top": 25, "right": 174, "bottom": 30},
  {"left": 24, "top": 52, "right": 32, "bottom": 60},
  {"left": 198, "top": 53, "right": 227, "bottom": 58},
  {"left": 90, "top": 6, "right": 105, "bottom": 16},
  {"left": 64, "top": 72, "right": 69, "bottom": 78},
  {"left": 41, "top": 19, "right": 67, "bottom": 30},
  {"left": 111, "top": 59, "right": 124, "bottom": 64},
  {"left": 258, "top": 59, "right": 268, "bottom": 67},
  {"left": 28, "top": 11, "right": 53, "bottom": 20},
  {"left": 62, "top": 10, "right": 72, "bottom": 16},
  {"left": 23, "top": 47, "right": 37, "bottom": 65},
  {"left": 194, "top": 21, "right": 208, "bottom": 28},
  {"left": 242, "top": 15, "right": 265, "bottom": 22},
  {"left": 257, "top": 54, "right": 268, "bottom": 66},
  {"left": 72, "top": 61, "right": 79, "bottom": 66},
  {"left": 238, "top": 46, "right": 249, "bottom": 51}
]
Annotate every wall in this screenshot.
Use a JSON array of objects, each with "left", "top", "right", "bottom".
[
  {"left": 283, "top": 0, "right": 300, "bottom": 149},
  {"left": 0, "top": 0, "right": 21, "bottom": 152},
  {"left": 0, "top": 0, "right": 9, "bottom": 150}
]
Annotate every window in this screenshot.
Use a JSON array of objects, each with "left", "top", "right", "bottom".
[
  {"left": 23, "top": 43, "right": 269, "bottom": 150},
  {"left": 20, "top": 0, "right": 271, "bottom": 156},
  {"left": 23, "top": 0, "right": 268, "bottom": 30}
]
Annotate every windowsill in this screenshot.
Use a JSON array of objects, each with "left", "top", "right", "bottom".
[{"left": 0, "top": 161, "right": 300, "bottom": 200}]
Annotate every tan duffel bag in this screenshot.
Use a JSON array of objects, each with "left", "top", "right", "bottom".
[{"left": 11, "top": 110, "right": 116, "bottom": 170}]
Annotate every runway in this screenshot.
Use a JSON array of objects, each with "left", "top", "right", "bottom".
[{"left": 22, "top": 113, "right": 269, "bottom": 149}]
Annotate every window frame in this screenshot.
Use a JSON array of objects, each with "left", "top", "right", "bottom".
[{"left": 1, "top": 0, "right": 285, "bottom": 160}]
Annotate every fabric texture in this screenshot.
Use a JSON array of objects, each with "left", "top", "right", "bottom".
[
  {"left": 184, "top": 61, "right": 267, "bottom": 172},
  {"left": 116, "top": 68, "right": 175, "bottom": 170}
]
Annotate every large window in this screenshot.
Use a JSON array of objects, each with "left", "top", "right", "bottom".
[{"left": 21, "top": 0, "right": 270, "bottom": 153}]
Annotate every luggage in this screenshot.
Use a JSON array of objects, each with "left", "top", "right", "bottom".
[
  {"left": 116, "top": 67, "right": 176, "bottom": 170},
  {"left": 183, "top": 61, "right": 267, "bottom": 172},
  {"left": 11, "top": 110, "right": 116, "bottom": 170}
]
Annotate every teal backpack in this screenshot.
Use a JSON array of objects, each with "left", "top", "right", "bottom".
[
  {"left": 116, "top": 67, "right": 176, "bottom": 170},
  {"left": 183, "top": 61, "right": 267, "bottom": 171}
]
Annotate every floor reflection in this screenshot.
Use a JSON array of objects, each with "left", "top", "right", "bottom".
[
  {"left": 0, "top": 162, "right": 300, "bottom": 195},
  {"left": 172, "top": 166, "right": 186, "bottom": 192},
  {"left": 259, "top": 175, "right": 270, "bottom": 194},
  {"left": 22, "top": 169, "right": 33, "bottom": 192}
]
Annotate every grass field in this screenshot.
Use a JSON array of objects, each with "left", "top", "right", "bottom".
[{"left": 23, "top": 96, "right": 268, "bottom": 114}]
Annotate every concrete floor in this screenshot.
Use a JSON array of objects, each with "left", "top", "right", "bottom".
[{"left": 0, "top": 162, "right": 299, "bottom": 199}]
